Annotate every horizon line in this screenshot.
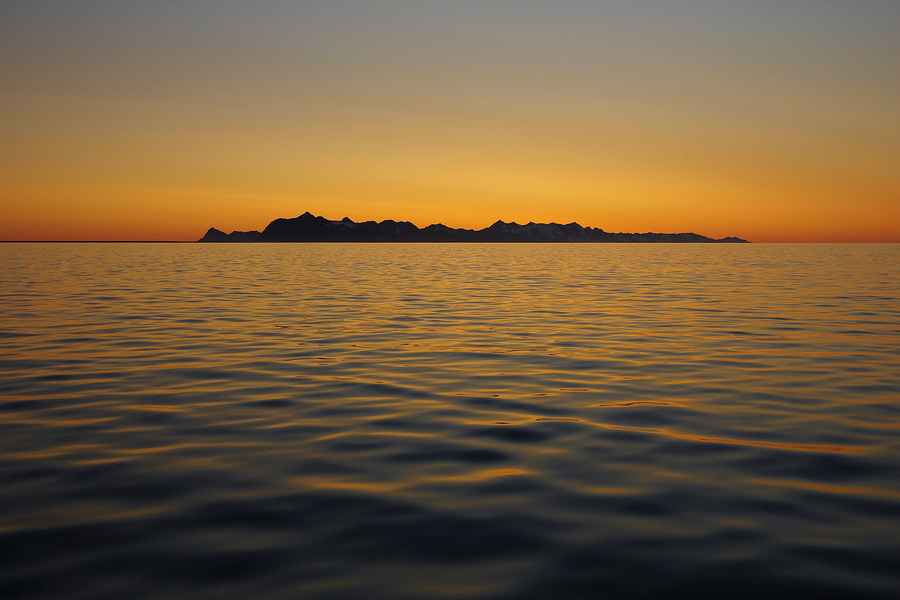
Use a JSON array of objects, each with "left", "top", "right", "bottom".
[{"left": 4, "top": 240, "right": 899, "bottom": 244}]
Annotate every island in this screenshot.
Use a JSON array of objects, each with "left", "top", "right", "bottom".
[{"left": 199, "top": 211, "right": 750, "bottom": 243}]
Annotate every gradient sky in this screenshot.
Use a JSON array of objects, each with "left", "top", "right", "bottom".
[{"left": 1, "top": 1, "right": 898, "bottom": 241}]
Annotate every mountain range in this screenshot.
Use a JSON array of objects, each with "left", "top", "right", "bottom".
[{"left": 200, "top": 212, "right": 750, "bottom": 243}]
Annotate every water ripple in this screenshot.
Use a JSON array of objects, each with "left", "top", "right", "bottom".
[{"left": 1, "top": 242, "right": 899, "bottom": 599}]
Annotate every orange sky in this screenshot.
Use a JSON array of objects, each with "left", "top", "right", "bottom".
[{"left": 1, "top": 2, "right": 898, "bottom": 242}]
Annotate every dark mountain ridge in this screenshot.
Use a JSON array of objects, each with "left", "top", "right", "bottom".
[{"left": 200, "top": 211, "right": 750, "bottom": 243}]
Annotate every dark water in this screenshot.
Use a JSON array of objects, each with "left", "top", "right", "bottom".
[{"left": 1, "top": 242, "right": 899, "bottom": 599}]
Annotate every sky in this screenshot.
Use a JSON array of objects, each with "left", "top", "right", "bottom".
[{"left": 1, "top": 1, "right": 898, "bottom": 242}]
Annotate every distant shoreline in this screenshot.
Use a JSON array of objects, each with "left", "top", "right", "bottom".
[{"left": 199, "top": 211, "right": 751, "bottom": 243}]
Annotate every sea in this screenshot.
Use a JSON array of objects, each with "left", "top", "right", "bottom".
[{"left": 1, "top": 242, "right": 899, "bottom": 600}]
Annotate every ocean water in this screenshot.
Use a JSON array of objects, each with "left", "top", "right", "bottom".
[{"left": 1, "top": 242, "right": 899, "bottom": 600}]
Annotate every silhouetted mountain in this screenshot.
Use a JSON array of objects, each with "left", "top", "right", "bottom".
[
  {"left": 199, "top": 212, "right": 750, "bottom": 243},
  {"left": 201, "top": 227, "right": 260, "bottom": 242}
]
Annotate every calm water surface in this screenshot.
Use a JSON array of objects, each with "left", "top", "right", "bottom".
[{"left": 1, "top": 243, "right": 899, "bottom": 599}]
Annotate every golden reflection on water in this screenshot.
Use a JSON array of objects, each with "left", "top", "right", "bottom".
[
  {"left": 1, "top": 242, "right": 899, "bottom": 599},
  {"left": 752, "top": 479, "right": 900, "bottom": 500}
]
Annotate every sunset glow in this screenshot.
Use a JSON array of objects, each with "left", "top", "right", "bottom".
[{"left": 2, "top": 1, "right": 898, "bottom": 241}]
